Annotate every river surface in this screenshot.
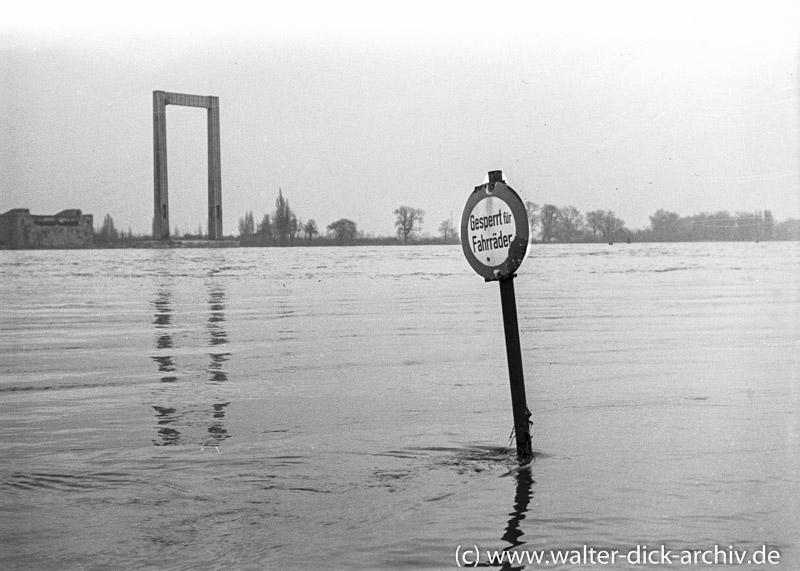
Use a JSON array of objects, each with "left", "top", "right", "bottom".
[{"left": 1, "top": 243, "right": 798, "bottom": 570}]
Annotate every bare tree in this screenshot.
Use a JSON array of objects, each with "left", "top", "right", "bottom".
[
  {"left": 394, "top": 206, "right": 425, "bottom": 244},
  {"left": 525, "top": 201, "right": 540, "bottom": 241},
  {"left": 585, "top": 210, "right": 604, "bottom": 240},
  {"left": 327, "top": 219, "right": 358, "bottom": 245},
  {"left": 538, "top": 204, "right": 559, "bottom": 243},
  {"left": 648, "top": 209, "right": 682, "bottom": 241},
  {"left": 598, "top": 210, "right": 626, "bottom": 242},
  {"left": 554, "top": 206, "right": 584, "bottom": 243},
  {"left": 303, "top": 219, "right": 318, "bottom": 241},
  {"left": 438, "top": 219, "right": 458, "bottom": 243}
]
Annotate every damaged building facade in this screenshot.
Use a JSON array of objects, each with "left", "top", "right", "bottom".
[{"left": 0, "top": 208, "right": 94, "bottom": 249}]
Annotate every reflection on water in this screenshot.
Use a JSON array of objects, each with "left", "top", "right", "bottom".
[
  {"left": 478, "top": 466, "right": 535, "bottom": 569},
  {"left": 207, "top": 286, "right": 230, "bottom": 383},
  {"left": 152, "top": 289, "right": 176, "bottom": 381},
  {"left": 503, "top": 468, "right": 534, "bottom": 549},
  {"left": 150, "top": 278, "right": 231, "bottom": 446},
  {"left": 152, "top": 405, "right": 180, "bottom": 445}
]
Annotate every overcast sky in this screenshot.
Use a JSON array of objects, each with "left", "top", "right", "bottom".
[{"left": 2, "top": 2, "right": 799, "bottom": 237}]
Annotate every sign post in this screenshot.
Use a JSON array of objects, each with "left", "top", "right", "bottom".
[{"left": 461, "top": 170, "right": 532, "bottom": 461}]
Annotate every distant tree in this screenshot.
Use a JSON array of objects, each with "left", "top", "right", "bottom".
[
  {"left": 98, "top": 213, "right": 119, "bottom": 242},
  {"left": 273, "top": 189, "right": 294, "bottom": 245},
  {"left": 684, "top": 212, "right": 710, "bottom": 241},
  {"left": 684, "top": 211, "right": 731, "bottom": 241},
  {"left": 554, "top": 206, "right": 584, "bottom": 243},
  {"left": 525, "top": 201, "right": 540, "bottom": 240},
  {"left": 774, "top": 218, "right": 800, "bottom": 240},
  {"left": 585, "top": 210, "right": 604, "bottom": 240},
  {"left": 538, "top": 204, "right": 559, "bottom": 243},
  {"left": 648, "top": 209, "right": 682, "bottom": 241},
  {"left": 438, "top": 219, "right": 458, "bottom": 243},
  {"left": 289, "top": 214, "right": 300, "bottom": 243},
  {"left": 597, "top": 210, "right": 626, "bottom": 242},
  {"left": 394, "top": 206, "right": 425, "bottom": 244},
  {"left": 238, "top": 211, "right": 255, "bottom": 238},
  {"left": 258, "top": 213, "right": 273, "bottom": 244},
  {"left": 763, "top": 210, "right": 774, "bottom": 240},
  {"left": 327, "top": 219, "right": 358, "bottom": 245},
  {"left": 303, "top": 219, "right": 318, "bottom": 241},
  {"left": 734, "top": 211, "right": 762, "bottom": 241},
  {"left": 633, "top": 208, "right": 789, "bottom": 243}
]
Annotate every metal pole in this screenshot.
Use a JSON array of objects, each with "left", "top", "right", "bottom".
[{"left": 499, "top": 274, "right": 532, "bottom": 461}]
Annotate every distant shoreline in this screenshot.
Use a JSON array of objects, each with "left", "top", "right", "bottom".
[{"left": 2, "top": 237, "right": 798, "bottom": 251}]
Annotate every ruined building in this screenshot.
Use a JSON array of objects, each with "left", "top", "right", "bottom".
[{"left": 0, "top": 208, "right": 94, "bottom": 249}]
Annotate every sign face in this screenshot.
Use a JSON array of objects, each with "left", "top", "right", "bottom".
[
  {"left": 467, "top": 197, "right": 517, "bottom": 266},
  {"left": 461, "top": 180, "right": 529, "bottom": 281}
]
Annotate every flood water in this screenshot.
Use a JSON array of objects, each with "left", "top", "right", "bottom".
[{"left": 1, "top": 242, "right": 798, "bottom": 570}]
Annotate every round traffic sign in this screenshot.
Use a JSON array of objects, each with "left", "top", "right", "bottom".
[{"left": 460, "top": 178, "right": 529, "bottom": 281}]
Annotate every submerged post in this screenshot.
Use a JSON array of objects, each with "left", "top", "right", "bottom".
[
  {"left": 499, "top": 273, "right": 532, "bottom": 460},
  {"left": 460, "top": 170, "right": 532, "bottom": 461}
]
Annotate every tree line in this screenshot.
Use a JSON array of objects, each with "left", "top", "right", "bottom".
[
  {"left": 93, "top": 191, "right": 799, "bottom": 246},
  {"left": 635, "top": 209, "right": 794, "bottom": 242},
  {"left": 237, "top": 189, "right": 324, "bottom": 245},
  {"left": 526, "top": 203, "right": 628, "bottom": 243},
  {"left": 238, "top": 194, "right": 459, "bottom": 246},
  {"left": 524, "top": 203, "right": 798, "bottom": 243}
]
